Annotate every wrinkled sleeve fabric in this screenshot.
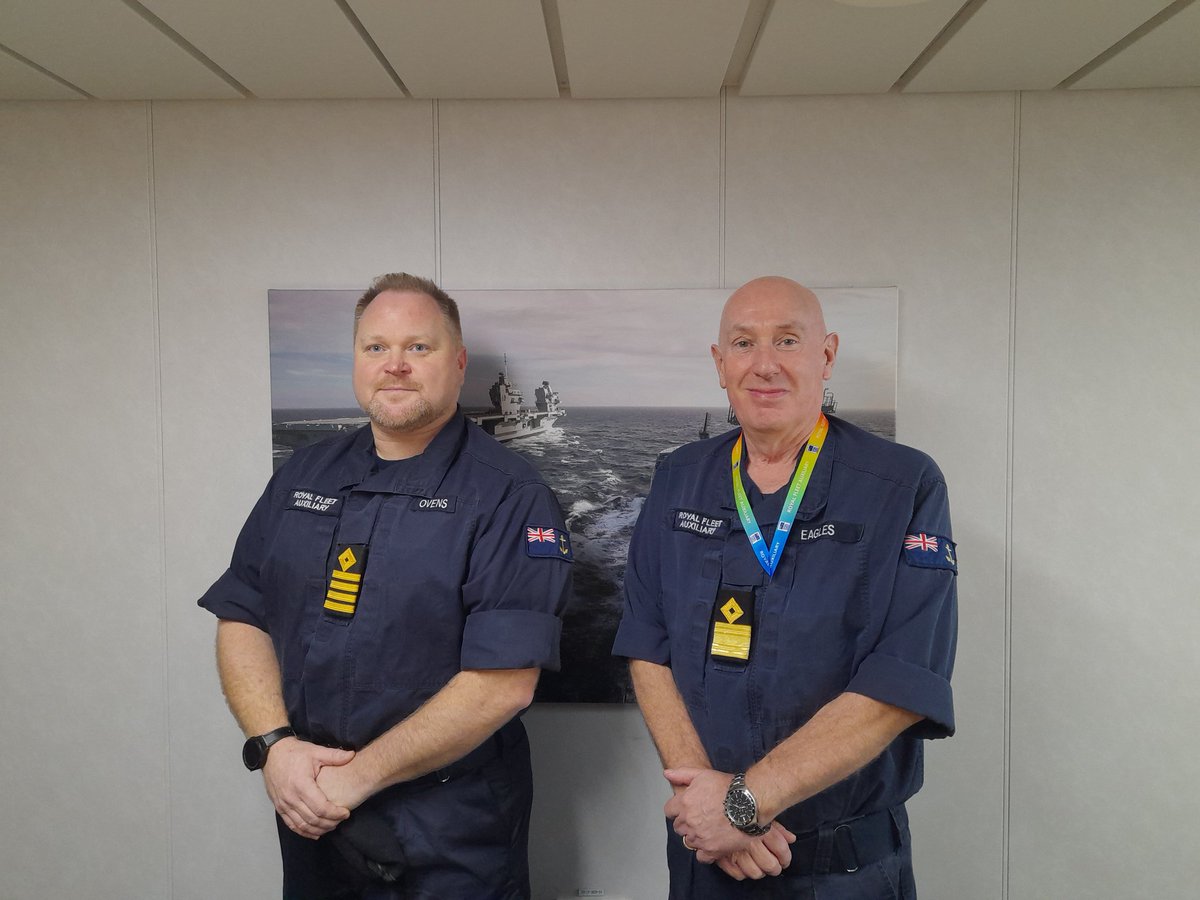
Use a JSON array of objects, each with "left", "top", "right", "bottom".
[
  {"left": 460, "top": 481, "right": 572, "bottom": 671},
  {"left": 197, "top": 473, "right": 278, "bottom": 632},
  {"left": 612, "top": 460, "right": 672, "bottom": 665},
  {"left": 847, "top": 472, "right": 958, "bottom": 739}
]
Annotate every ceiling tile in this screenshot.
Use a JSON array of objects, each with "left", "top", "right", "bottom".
[
  {"left": 140, "top": 0, "right": 401, "bottom": 99},
  {"left": 0, "top": 0, "right": 241, "bottom": 99},
  {"left": 0, "top": 47, "right": 85, "bottom": 100},
  {"left": 741, "top": 0, "right": 964, "bottom": 96},
  {"left": 1073, "top": 2, "right": 1200, "bottom": 90},
  {"left": 349, "top": 0, "right": 558, "bottom": 99},
  {"left": 559, "top": 0, "right": 749, "bottom": 99},
  {"left": 906, "top": 0, "right": 1175, "bottom": 92}
]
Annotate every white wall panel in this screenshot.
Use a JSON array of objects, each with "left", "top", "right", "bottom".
[
  {"left": 437, "top": 98, "right": 721, "bottom": 289},
  {"left": 1010, "top": 88, "right": 1200, "bottom": 899},
  {"left": 725, "top": 92, "right": 1017, "bottom": 899},
  {"left": 0, "top": 102, "right": 167, "bottom": 899},
  {"left": 149, "top": 99, "right": 435, "bottom": 898}
]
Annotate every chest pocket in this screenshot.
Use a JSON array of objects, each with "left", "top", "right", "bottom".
[
  {"left": 757, "top": 524, "right": 868, "bottom": 693},
  {"left": 346, "top": 493, "right": 474, "bottom": 694}
]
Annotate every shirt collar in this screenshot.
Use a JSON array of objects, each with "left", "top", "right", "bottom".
[
  {"left": 335, "top": 409, "right": 467, "bottom": 496},
  {"left": 716, "top": 421, "right": 835, "bottom": 522}
]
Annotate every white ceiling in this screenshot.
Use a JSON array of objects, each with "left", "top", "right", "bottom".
[{"left": 0, "top": 0, "right": 1196, "bottom": 102}]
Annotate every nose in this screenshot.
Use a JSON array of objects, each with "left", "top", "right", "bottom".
[
  {"left": 751, "top": 345, "right": 780, "bottom": 377},
  {"left": 383, "top": 351, "right": 410, "bottom": 375}
]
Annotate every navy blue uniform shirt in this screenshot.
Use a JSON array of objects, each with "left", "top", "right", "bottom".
[
  {"left": 200, "top": 412, "right": 573, "bottom": 751},
  {"left": 613, "top": 415, "right": 957, "bottom": 832}
]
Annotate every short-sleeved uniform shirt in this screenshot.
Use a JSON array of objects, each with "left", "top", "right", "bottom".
[
  {"left": 199, "top": 411, "right": 573, "bottom": 752},
  {"left": 613, "top": 415, "right": 957, "bottom": 832}
]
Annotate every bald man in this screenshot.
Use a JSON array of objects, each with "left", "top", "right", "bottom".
[{"left": 614, "top": 277, "right": 957, "bottom": 898}]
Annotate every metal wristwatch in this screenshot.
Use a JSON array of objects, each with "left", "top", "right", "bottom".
[
  {"left": 242, "top": 726, "right": 296, "bottom": 771},
  {"left": 723, "top": 773, "right": 772, "bottom": 836}
]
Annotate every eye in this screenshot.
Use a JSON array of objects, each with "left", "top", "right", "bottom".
[
  {"left": 364, "top": 343, "right": 385, "bottom": 353},
  {"left": 410, "top": 343, "right": 430, "bottom": 352},
  {"left": 732, "top": 338, "right": 752, "bottom": 350},
  {"left": 778, "top": 337, "right": 799, "bottom": 348}
]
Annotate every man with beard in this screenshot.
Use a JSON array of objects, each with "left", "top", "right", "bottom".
[
  {"left": 614, "top": 276, "right": 957, "bottom": 898},
  {"left": 201, "top": 272, "right": 572, "bottom": 898}
]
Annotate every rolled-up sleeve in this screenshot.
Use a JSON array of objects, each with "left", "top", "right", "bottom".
[
  {"left": 197, "top": 478, "right": 276, "bottom": 632},
  {"left": 460, "top": 481, "right": 572, "bottom": 671},
  {"left": 612, "top": 462, "right": 672, "bottom": 665},
  {"left": 847, "top": 474, "right": 958, "bottom": 738}
]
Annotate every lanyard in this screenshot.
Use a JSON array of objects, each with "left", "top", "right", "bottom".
[{"left": 730, "top": 414, "right": 829, "bottom": 579}]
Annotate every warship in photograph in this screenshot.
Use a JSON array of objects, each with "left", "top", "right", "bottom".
[
  {"left": 271, "top": 372, "right": 564, "bottom": 466},
  {"left": 464, "top": 372, "right": 566, "bottom": 442}
]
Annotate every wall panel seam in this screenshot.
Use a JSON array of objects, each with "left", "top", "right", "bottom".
[
  {"left": 1003, "top": 89, "right": 1022, "bottom": 900},
  {"left": 719, "top": 87, "right": 727, "bottom": 289},
  {"left": 433, "top": 100, "right": 442, "bottom": 284},
  {"left": 146, "top": 98, "right": 174, "bottom": 898}
]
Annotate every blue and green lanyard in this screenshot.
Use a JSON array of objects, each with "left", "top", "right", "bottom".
[{"left": 730, "top": 414, "right": 829, "bottom": 579}]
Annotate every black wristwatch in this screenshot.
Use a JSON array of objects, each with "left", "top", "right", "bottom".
[
  {"left": 242, "top": 726, "right": 296, "bottom": 771},
  {"left": 724, "top": 773, "right": 772, "bottom": 836}
]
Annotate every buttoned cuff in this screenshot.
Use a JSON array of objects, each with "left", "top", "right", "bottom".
[
  {"left": 461, "top": 609, "right": 563, "bottom": 671},
  {"left": 848, "top": 653, "right": 955, "bottom": 739},
  {"left": 197, "top": 569, "right": 268, "bottom": 631},
  {"left": 610, "top": 617, "right": 671, "bottom": 665}
]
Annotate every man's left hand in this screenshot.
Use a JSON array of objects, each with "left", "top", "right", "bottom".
[{"left": 665, "top": 767, "right": 758, "bottom": 858}]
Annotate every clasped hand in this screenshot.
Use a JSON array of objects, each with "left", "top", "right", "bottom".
[
  {"left": 262, "top": 737, "right": 358, "bottom": 839},
  {"left": 664, "top": 767, "right": 795, "bottom": 881}
]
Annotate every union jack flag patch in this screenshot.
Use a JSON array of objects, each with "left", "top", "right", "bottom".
[
  {"left": 903, "top": 532, "right": 957, "bottom": 573},
  {"left": 525, "top": 524, "right": 573, "bottom": 561}
]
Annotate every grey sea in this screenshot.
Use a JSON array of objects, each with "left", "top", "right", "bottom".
[{"left": 272, "top": 406, "right": 896, "bottom": 703}]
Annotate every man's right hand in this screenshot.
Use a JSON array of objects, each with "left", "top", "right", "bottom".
[{"left": 261, "top": 737, "right": 355, "bottom": 839}]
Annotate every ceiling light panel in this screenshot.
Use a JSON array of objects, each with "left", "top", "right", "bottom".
[
  {"left": 741, "top": 0, "right": 965, "bottom": 95},
  {"left": 0, "top": 47, "right": 85, "bottom": 100},
  {"left": 0, "top": 0, "right": 240, "bottom": 99},
  {"left": 1072, "top": 2, "right": 1200, "bottom": 90},
  {"left": 559, "top": 0, "right": 750, "bottom": 98},
  {"left": 906, "top": 0, "right": 1176, "bottom": 92},
  {"left": 139, "top": 0, "right": 401, "bottom": 99},
  {"left": 348, "top": 0, "right": 558, "bottom": 99}
]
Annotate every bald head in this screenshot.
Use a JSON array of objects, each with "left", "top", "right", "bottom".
[
  {"left": 712, "top": 276, "right": 838, "bottom": 444},
  {"left": 718, "top": 276, "right": 826, "bottom": 345}
]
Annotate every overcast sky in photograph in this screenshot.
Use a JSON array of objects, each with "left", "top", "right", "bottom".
[{"left": 268, "top": 287, "right": 897, "bottom": 410}]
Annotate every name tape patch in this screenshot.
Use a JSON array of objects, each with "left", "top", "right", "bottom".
[
  {"left": 525, "top": 525, "right": 573, "bottom": 561},
  {"left": 410, "top": 496, "right": 457, "bottom": 513},
  {"left": 782, "top": 520, "right": 863, "bottom": 544},
  {"left": 903, "top": 532, "right": 957, "bottom": 573},
  {"left": 673, "top": 509, "right": 730, "bottom": 539},
  {"left": 289, "top": 489, "right": 340, "bottom": 515}
]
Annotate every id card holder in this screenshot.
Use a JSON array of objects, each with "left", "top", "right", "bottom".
[{"left": 710, "top": 586, "right": 756, "bottom": 666}]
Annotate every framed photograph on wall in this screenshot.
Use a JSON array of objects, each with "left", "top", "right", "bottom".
[{"left": 268, "top": 287, "right": 898, "bottom": 702}]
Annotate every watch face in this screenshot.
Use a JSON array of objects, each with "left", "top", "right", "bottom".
[
  {"left": 242, "top": 737, "right": 265, "bottom": 771},
  {"left": 724, "top": 787, "right": 757, "bottom": 827}
]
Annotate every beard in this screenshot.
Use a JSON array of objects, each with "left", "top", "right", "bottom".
[{"left": 365, "top": 392, "right": 442, "bottom": 433}]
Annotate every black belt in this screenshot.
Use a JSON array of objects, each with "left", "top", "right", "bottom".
[{"left": 786, "top": 807, "right": 900, "bottom": 876}]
